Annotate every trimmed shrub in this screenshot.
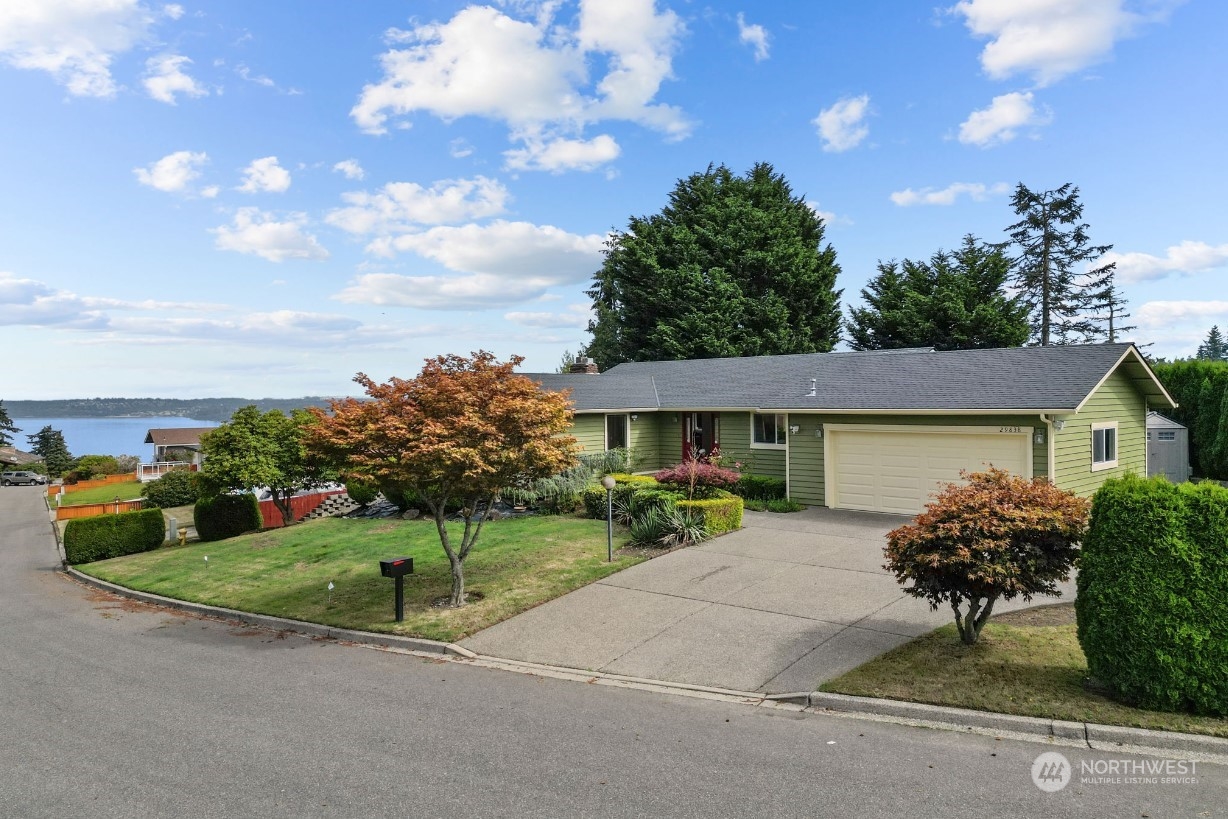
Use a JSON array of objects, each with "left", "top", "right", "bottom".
[
  {"left": 345, "top": 478, "right": 379, "bottom": 506},
  {"left": 72, "top": 454, "right": 121, "bottom": 480},
  {"left": 607, "top": 473, "right": 658, "bottom": 486},
  {"left": 140, "top": 469, "right": 199, "bottom": 508},
  {"left": 733, "top": 474, "right": 786, "bottom": 501},
  {"left": 654, "top": 459, "right": 741, "bottom": 500},
  {"left": 582, "top": 484, "right": 640, "bottom": 520},
  {"left": 194, "top": 493, "right": 263, "bottom": 542},
  {"left": 64, "top": 508, "right": 166, "bottom": 564},
  {"left": 676, "top": 493, "right": 743, "bottom": 535},
  {"left": 765, "top": 498, "right": 804, "bottom": 513},
  {"left": 1077, "top": 475, "right": 1228, "bottom": 715}
]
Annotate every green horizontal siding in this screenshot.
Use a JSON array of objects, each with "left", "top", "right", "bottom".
[
  {"left": 658, "top": 412, "right": 683, "bottom": 468},
  {"left": 628, "top": 414, "right": 660, "bottom": 472},
  {"left": 1053, "top": 369, "right": 1146, "bottom": 496},
  {"left": 786, "top": 413, "right": 1049, "bottom": 507},
  {"left": 712, "top": 412, "right": 787, "bottom": 479},
  {"left": 570, "top": 414, "right": 605, "bottom": 453}
]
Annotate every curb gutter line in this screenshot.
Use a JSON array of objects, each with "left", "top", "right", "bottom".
[{"left": 67, "top": 568, "right": 1228, "bottom": 764}]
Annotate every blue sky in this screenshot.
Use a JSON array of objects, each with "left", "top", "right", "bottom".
[{"left": 1, "top": 0, "right": 1224, "bottom": 400}]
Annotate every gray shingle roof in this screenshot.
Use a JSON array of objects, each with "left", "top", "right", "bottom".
[{"left": 526, "top": 343, "right": 1175, "bottom": 413}]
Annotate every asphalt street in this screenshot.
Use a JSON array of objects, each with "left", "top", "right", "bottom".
[{"left": 0, "top": 485, "right": 1222, "bottom": 818}]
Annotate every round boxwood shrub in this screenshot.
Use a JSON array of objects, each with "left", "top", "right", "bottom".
[
  {"left": 1077, "top": 475, "right": 1228, "bottom": 716},
  {"left": 345, "top": 478, "right": 379, "bottom": 506},
  {"left": 140, "top": 469, "right": 199, "bottom": 508},
  {"left": 64, "top": 507, "right": 166, "bottom": 564},
  {"left": 194, "top": 493, "right": 263, "bottom": 542}
]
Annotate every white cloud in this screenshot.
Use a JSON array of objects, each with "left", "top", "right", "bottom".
[
  {"left": 163, "top": 4, "right": 184, "bottom": 20},
  {"left": 0, "top": 0, "right": 156, "bottom": 97},
  {"left": 736, "top": 13, "right": 770, "bottom": 61},
  {"left": 449, "top": 138, "right": 474, "bottom": 158},
  {"left": 505, "top": 304, "right": 592, "bottom": 329},
  {"left": 958, "top": 91, "right": 1051, "bottom": 147},
  {"left": 201, "top": 184, "right": 219, "bottom": 198},
  {"left": 504, "top": 133, "right": 620, "bottom": 173},
  {"left": 350, "top": 1, "right": 689, "bottom": 166},
  {"left": 1137, "top": 300, "right": 1228, "bottom": 327},
  {"left": 332, "top": 159, "right": 365, "bottom": 180},
  {"left": 326, "top": 176, "right": 509, "bottom": 235},
  {"left": 211, "top": 208, "right": 329, "bottom": 262},
  {"left": 142, "top": 53, "right": 207, "bottom": 104},
  {"left": 335, "top": 220, "right": 605, "bottom": 309},
  {"left": 890, "top": 181, "right": 1010, "bottom": 206},
  {"left": 235, "top": 63, "right": 274, "bottom": 87},
  {"left": 133, "top": 150, "right": 209, "bottom": 193},
  {"left": 813, "top": 94, "right": 870, "bottom": 152},
  {"left": 1102, "top": 240, "right": 1228, "bottom": 283},
  {"left": 238, "top": 156, "right": 292, "bottom": 193},
  {"left": 950, "top": 0, "right": 1178, "bottom": 87}
]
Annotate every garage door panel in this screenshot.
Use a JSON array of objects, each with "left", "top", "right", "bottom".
[{"left": 830, "top": 429, "right": 1029, "bottom": 515}]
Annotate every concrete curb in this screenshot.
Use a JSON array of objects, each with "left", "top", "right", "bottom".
[
  {"left": 65, "top": 568, "right": 465, "bottom": 658},
  {"left": 769, "top": 690, "right": 1228, "bottom": 762},
  {"left": 66, "top": 568, "right": 1228, "bottom": 763}
]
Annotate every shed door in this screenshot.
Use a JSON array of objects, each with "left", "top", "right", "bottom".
[{"left": 827, "top": 427, "right": 1032, "bottom": 515}]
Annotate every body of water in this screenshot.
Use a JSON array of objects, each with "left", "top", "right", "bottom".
[{"left": 12, "top": 417, "right": 219, "bottom": 459}]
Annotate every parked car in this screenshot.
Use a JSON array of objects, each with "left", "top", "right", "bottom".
[{"left": 1, "top": 471, "right": 47, "bottom": 486}]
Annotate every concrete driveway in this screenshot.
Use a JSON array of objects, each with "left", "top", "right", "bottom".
[{"left": 460, "top": 507, "right": 1077, "bottom": 694}]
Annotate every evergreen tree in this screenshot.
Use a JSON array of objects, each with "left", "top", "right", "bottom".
[
  {"left": 1082, "top": 270, "right": 1137, "bottom": 342},
  {"left": 1000, "top": 183, "right": 1114, "bottom": 345},
  {"left": 27, "top": 425, "right": 73, "bottom": 476},
  {"left": 586, "top": 162, "right": 842, "bottom": 369},
  {"left": 0, "top": 400, "right": 17, "bottom": 448},
  {"left": 1197, "top": 325, "right": 1228, "bottom": 361},
  {"left": 847, "top": 235, "right": 1030, "bottom": 351}
]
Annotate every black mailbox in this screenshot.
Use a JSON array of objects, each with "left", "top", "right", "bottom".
[{"left": 380, "top": 557, "right": 414, "bottom": 578}]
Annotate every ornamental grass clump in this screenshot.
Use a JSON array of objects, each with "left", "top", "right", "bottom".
[{"left": 884, "top": 468, "right": 1089, "bottom": 645}]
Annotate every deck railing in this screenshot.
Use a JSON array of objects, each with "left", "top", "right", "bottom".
[{"left": 138, "top": 462, "right": 196, "bottom": 482}]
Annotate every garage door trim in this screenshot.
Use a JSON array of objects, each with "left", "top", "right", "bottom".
[{"left": 822, "top": 423, "right": 1034, "bottom": 512}]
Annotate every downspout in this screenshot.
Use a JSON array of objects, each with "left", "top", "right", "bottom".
[{"left": 1039, "top": 413, "right": 1056, "bottom": 484}]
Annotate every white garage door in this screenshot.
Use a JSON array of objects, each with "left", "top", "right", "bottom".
[{"left": 826, "top": 425, "right": 1032, "bottom": 515}]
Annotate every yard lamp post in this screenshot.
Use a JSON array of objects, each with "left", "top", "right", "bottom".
[{"left": 601, "top": 474, "right": 616, "bottom": 562}]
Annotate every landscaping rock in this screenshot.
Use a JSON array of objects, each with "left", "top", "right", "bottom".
[{"left": 402, "top": 508, "right": 420, "bottom": 520}]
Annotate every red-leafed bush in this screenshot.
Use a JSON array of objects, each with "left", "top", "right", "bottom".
[
  {"left": 653, "top": 459, "right": 741, "bottom": 500},
  {"left": 884, "top": 468, "right": 1089, "bottom": 645}
]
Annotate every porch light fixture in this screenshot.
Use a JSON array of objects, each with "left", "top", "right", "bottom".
[
  {"left": 1034, "top": 430, "right": 1046, "bottom": 445},
  {"left": 789, "top": 425, "right": 800, "bottom": 435},
  {"left": 815, "top": 428, "right": 823, "bottom": 438},
  {"left": 630, "top": 414, "right": 638, "bottom": 421}
]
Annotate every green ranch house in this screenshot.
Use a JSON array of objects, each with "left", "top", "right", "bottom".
[{"left": 529, "top": 342, "right": 1175, "bottom": 516}]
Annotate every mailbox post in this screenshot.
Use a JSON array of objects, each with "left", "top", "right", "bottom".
[{"left": 379, "top": 557, "right": 415, "bottom": 622}]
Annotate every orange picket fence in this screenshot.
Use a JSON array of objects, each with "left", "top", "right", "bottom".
[
  {"left": 258, "top": 490, "right": 345, "bottom": 529},
  {"left": 56, "top": 498, "right": 146, "bottom": 521}
]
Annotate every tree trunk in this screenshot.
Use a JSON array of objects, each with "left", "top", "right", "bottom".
[
  {"left": 448, "top": 553, "right": 465, "bottom": 607},
  {"left": 274, "top": 492, "right": 294, "bottom": 526}
]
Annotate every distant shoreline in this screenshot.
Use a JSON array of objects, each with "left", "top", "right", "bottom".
[{"left": 5, "top": 397, "right": 336, "bottom": 424}]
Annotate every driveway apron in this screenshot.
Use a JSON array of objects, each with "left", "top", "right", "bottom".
[{"left": 460, "top": 507, "right": 1077, "bottom": 694}]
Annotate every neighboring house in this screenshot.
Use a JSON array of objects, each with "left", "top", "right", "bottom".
[
  {"left": 0, "top": 447, "right": 39, "bottom": 467},
  {"left": 144, "top": 427, "right": 214, "bottom": 465},
  {"left": 530, "top": 342, "right": 1175, "bottom": 515},
  {"left": 1146, "top": 411, "right": 1191, "bottom": 484}
]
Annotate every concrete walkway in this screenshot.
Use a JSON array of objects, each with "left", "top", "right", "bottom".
[{"left": 460, "top": 507, "right": 1077, "bottom": 694}]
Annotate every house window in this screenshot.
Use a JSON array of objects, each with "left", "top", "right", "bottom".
[
  {"left": 605, "top": 414, "right": 629, "bottom": 452},
  {"left": 752, "top": 413, "right": 787, "bottom": 448},
  {"left": 1158, "top": 430, "right": 1176, "bottom": 441},
  {"left": 1092, "top": 422, "right": 1118, "bottom": 471}
]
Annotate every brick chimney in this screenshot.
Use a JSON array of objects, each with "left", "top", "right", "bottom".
[{"left": 569, "top": 355, "right": 599, "bottom": 374}]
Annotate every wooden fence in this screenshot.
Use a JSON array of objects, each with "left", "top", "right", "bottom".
[
  {"left": 258, "top": 490, "right": 346, "bottom": 529},
  {"left": 49, "top": 472, "right": 139, "bottom": 497},
  {"left": 56, "top": 498, "right": 146, "bottom": 521}
]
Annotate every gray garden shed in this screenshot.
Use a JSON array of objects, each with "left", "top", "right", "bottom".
[{"left": 1146, "top": 411, "right": 1191, "bottom": 483}]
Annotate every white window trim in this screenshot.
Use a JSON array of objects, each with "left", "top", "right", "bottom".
[
  {"left": 1091, "top": 421, "right": 1119, "bottom": 472},
  {"left": 750, "top": 412, "right": 787, "bottom": 450}
]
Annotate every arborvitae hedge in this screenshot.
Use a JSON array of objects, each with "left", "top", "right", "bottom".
[
  {"left": 194, "top": 493, "right": 263, "bottom": 542},
  {"left": 64, "top": 508, "right": 166, "bottom": 564},
  {"left": 1077, "top": 475, "right": 1228, "bottom": 716},
  {"left": 676, "top": 493, "right": 744, "bottom": 535}
]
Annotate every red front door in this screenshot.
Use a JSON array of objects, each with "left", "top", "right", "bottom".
[{"left": 682, "top": 412, "right": 719, "bottom": 461}]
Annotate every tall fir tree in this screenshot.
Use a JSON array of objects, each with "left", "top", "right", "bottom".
[
  {"left": 1197, "top": 325, "right": 1228, "bottom": 361},
  {"left": 27, "top": 425, "right": 73, "bottom": 476},
  {"left": 1000, "top": 183, "right": 1114, "bottom": 346},
  {"left": 0, "top": 400, "right": 17, "bottom": 448},
  {"left": 586, "top": 162, "right": 842, "bottom": 369},
  {"left": 1082, "top": 270, "right": 1137, "bottom": 342},
  {"left": 847, "top": 235, "right": 1030, "bottom": 351}
]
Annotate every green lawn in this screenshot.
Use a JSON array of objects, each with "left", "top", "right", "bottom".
[
  {"left": 77, "top": 515, "right": 640, "bottom": 642},
  {"left": 820, "top": 604, "right": 1228, "bottom": 738},
  {"left": 57, "top": 481, "right": 145, "bottom": 505}
]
